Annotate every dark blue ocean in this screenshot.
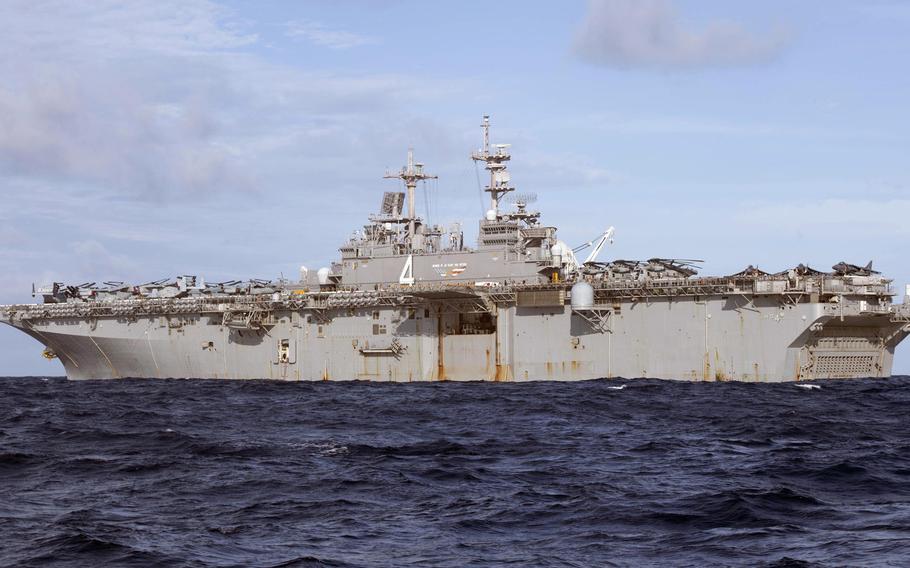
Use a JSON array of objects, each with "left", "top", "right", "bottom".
[{"left": 1, "top": 377, "right": 909, "bottom": 567}]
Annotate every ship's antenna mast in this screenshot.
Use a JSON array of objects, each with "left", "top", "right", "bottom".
[
  {"left": 384, "top": 147, "right": 436, "bottom": 244},
  {"left": 471, "top": 115, "right": 514, "bottom": 220}
]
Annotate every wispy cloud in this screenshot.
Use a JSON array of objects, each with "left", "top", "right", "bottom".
[
  {"left": 0, "top": 0, "right": 259, "bottom": 199},
  {"left": 0, "top": 72, "right": 254, "bottom": 199},
  {"left": 573, "top": 0, "right": 789, "bottom": 69},
  {"left": 0, "top": 2, "right": 431, "bottom": 201},
  {"left": 285, "top": 19, "right": 376, "bottom": 50},
  {"left": 519, "top": 152, "right": 618, "bottom": 191},
  {"left": 70, "top": 239, "right": 141, "bottom": 278},
  {"left": 0, "top": 0, "right": 256, "bottom": 61},
  {"left": 0, "top": 0, "right": 468, "bottom": 306}
]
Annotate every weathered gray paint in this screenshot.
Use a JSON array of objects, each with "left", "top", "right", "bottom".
[{"left": 3, "top": 283, "right": 908, "bottom": 381}]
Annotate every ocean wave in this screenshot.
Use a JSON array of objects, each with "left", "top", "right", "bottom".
[{"left": 0, "top": 376, "right": 908, "bottom": 566}]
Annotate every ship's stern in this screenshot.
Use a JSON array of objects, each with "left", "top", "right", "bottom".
[{"left": 792, "top": 306, "right": 910, "bottom": 380}]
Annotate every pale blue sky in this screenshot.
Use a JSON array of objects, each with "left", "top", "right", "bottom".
[{"left": 0, "top": 1, "right": 907, "bottom": 375}]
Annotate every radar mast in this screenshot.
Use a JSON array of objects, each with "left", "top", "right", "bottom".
[
  {"left": 471, "top": 115, "right": 514, "bottom": 219},
  {"left": 384, "top": 148, "right": 436, "bottom": 246}
]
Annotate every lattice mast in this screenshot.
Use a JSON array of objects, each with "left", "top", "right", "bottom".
[
  {"left": 384, "top": 148, "right": 436, "bottom": 244},
  {"left": 471, "top": 115, "right": 514, "bottom": 219}
]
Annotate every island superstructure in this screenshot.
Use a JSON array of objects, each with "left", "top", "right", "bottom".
[{"left": 2, "top": 116, "right": 908, "bottom": 381}]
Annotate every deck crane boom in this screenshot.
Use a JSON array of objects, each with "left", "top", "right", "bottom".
[{"left": 572, "top": 227, "right": 616, "bottom": 265}]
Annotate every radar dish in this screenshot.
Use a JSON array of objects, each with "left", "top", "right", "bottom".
[
  {"left": 380, "top": 191, "right": 405, "bottom": 216},
  {"left": 505, "top": 192, "right": 537, "bottom": 205}
]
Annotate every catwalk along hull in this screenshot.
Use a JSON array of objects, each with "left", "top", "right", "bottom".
[{"left": 5, "top": 289, "right": 908, "bottom": 382}]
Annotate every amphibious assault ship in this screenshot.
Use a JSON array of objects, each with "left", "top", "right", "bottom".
[{"left": 2, "top": 117, "right": 909, "bottom": 381}]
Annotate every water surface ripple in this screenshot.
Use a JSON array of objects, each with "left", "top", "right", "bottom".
[{"left": 1, "top": 377, "right": 909, "bottom": 567}]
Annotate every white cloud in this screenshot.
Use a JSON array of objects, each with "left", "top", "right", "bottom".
[
  {"left": 286, "top": 19, "right": 376, "bottom": 50},
  {"left": 0, "top": 0, "right": 256, "bottom": 62},
  {"left": 0, "top": 226, "right": 29, "bottom": 247},
  {"left": 0, "top": 72, "right": 254, "bottom": 199},
  {"left": 573, "top": 0, "right": 789, "bottom": 69},
  {"left": 0, "top": 0, "right": 470, "bottom": 314},
  {"left": 517, "top": 152, "right": 617, "bottom": 191},
  {"left": 0, "top": 0, "right": 258, "bottom": 199},
  {"left": 70, "top": 240, "right": 140, "bottom": 279},
  {"left": 0, "top": 2, "right": 444, "bottom": 201}
]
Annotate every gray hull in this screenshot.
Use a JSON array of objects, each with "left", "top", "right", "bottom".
[{"left": 6, "top": 288, "right": 908, "bottom": 382}]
